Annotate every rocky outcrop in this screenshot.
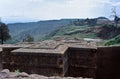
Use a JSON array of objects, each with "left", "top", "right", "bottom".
[{"left": 0, "top": 69, "right": 93, "bottom": 79}]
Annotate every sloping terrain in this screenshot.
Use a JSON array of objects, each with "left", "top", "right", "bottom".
[
  {"left": 7, "top": 19, "right": 72, "bottom": 42},
  {"left": 7, "top": 17, "right": 109, "bottom": 42},
  {"left": 104, "top": 34, "right": 120, "bottom": 46},
  {"left": 43, "top": 23, "right": 120, "bottom": 46},
  {"left": 96, "top": 24, "right": 120, "bottom": 39},
  {"left": 43, "top": 25, "right": 99, "bottom": 40},
  {"left": 7, "top": 17, "right": 119, "bottom": 45}
]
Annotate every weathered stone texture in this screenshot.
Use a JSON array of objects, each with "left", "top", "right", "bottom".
[
  {"left": 63, "top": 48, "right": 97, "bottom": 79},
  {"left": 9, "top": 54, "right": 63, "bottom": 76},
  {"left": 96, "top": 46, "right": 120, "bottom": 79},
  {"left": 3, "top": 40, "right": 120, "bottom": 79}
]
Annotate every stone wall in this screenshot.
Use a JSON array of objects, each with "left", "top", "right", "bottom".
[
  {"left": 7, "top": 53, "right": 63, "bottom": 76},
  {"left": 2, "top": 47, "right": 20, "bottom": 70},
  {"left": 0, "top": 48, "right": 2, "bottom": 70},
  {"left": 1, "top": 44, "right": 120, "bottom": 79},
  {"left": 63, "top": 48, "right": 97, "bottom": 79},
  {"left": 96, "top": 46, "right": 120, "bottom": 79}
]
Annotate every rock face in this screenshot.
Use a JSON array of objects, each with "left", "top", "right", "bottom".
[
  {"left": 1, "top": 39, "right": 96, "bottom": 77},
  {"left": 96, "top": 46, "right": 120, "bottom": 79},
  {"left": 0, "top": 69, "right": 93, "bottom": 79},
  {"left": 63, "top": 48, "right": 97, "bottom": 78}
]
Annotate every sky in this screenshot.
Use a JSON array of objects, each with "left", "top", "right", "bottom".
[{"left": 0, "top": 0, "right": 120, "bottom": 23}]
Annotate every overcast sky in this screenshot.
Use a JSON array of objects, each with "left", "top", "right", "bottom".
[{"left": 0, "top": 0, "right": 120, "bottom": 23}]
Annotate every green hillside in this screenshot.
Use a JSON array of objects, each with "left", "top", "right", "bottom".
[
  {"left": 42, "top": 25, "right": 98, "bottom": 40},
  {"left": 7, "top": 17, "right": 103, "bottom": 43},
  {"left": 6, "top": 17, "right": 117, "bottom": 45},
  {"left": 43, "top": 23, "right": 120, "bottom": 46},
  {"left": 7, "top": 19, "right": 72, "bottom": 43},
  {"left": 104, "top": 34, "right": 120, "bottom": 46}
]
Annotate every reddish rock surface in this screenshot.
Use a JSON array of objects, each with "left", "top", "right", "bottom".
[{"left": 0, "top": 69, "right": 93, "bottom": 79}]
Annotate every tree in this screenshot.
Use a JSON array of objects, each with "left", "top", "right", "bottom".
[
  {"left": 84, "top": 18, "right": 97, "bottom": 26},
  {"left": 23, "top": 34, "right": 34, "bottom": 42},
  {"left": 111, "top": 7, "right": 120, "bottom": 27},
  {"left": 0, "top": 22, "right": 11, "bottom": 44}
]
